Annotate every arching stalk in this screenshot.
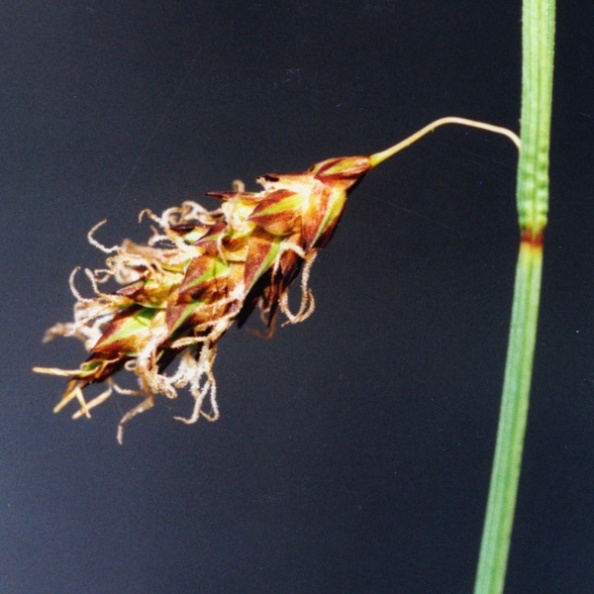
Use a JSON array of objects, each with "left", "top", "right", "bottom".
[{"left": 369, "top": 116, "right": 520, "bottom": 167}]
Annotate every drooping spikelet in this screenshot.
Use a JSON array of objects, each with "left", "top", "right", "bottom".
[
  {"left": 34, "top": 117, "right": 520, "bottom": 442},
  {"left": 34, "top": 154, "right": 372, "bottom": 441}
]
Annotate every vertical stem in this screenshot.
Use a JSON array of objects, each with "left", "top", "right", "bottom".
[{"left": 473, "top": 1, "right": 555, "bottom": 593}]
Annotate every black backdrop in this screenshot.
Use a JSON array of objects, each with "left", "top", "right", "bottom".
[{"left": 2, "top": 2, "right": 593, "bottom": 593}]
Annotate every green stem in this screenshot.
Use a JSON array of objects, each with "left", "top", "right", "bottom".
[{"left": 473, "top": 1, "right": 555, "bottom": 593}]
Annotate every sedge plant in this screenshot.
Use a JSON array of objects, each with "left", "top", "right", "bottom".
[{"left": 34, "top": 0, "right": 554, "bottom": 589}]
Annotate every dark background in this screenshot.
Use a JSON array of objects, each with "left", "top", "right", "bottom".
[{"left": 1, "top": 2, "right": 593, "bottom": 593}]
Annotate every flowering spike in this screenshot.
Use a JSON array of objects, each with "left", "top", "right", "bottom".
[
  {"left": 34, "top": 117, "right": 519, "bottom": 441},
  {"left": 34, "top": 153, "right": 372, "bottom": 440}
]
